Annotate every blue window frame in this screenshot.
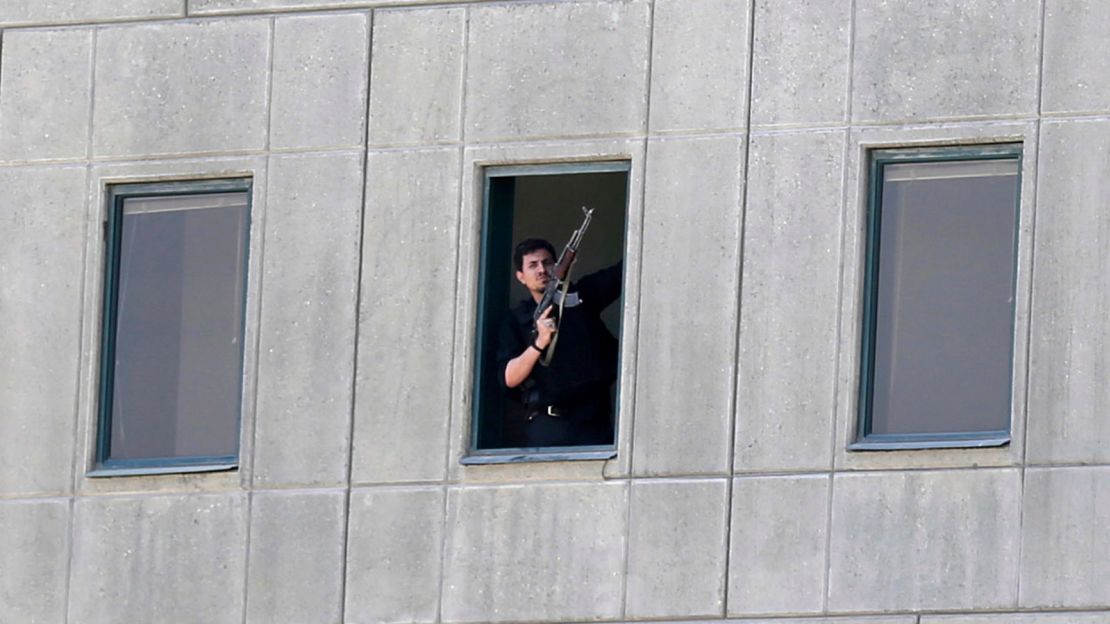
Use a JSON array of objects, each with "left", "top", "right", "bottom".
[
  {"left": 94, "top": 179, "right": 251, "bottom": 475},
  {"left": 854, "top": 145, "right": 1022, "bottom": 450}
]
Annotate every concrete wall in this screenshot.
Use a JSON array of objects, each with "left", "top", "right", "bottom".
[{"left": 1, "top": 1, "right": 1108, "bottom": 623}]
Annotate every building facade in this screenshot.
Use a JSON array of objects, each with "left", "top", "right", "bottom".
[{"left": 1, "top": 0, "right": 1108, "bottom": 623}]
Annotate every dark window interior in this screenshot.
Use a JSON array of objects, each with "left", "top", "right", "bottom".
[{"left": 471, "top": 163, "right": 629, "bottom": 455}]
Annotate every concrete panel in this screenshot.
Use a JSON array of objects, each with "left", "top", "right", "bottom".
[
  {"left": 736, "top": 131, "right": 843, "bottom": 472},
  {"left": 648, "top": 0, "right": 748, "bottom": 133},
  {"left": 1027, "top": 120, "right": 1110, "bottom": 464},
  {"left": 252, "top": 152, "right": 362, "bottom": 488},
  {"left": 245, "top": 490, "right": 345, "bottom": 624},
  {"left": 632, "top": 136, "right": 743, "bottom": 476},
  {"left": 719, "top": 612, "right": 910, "bottom": 617},
  {"left": 441, "top": 481, "right": 626, "bottom": 622},
  {"left": 0, "top": 165, "right": 86, "bottom": 496},
  {"left": 465, "top": 1, "right": 651, "bottom": 141},
  {"left": 1020, "top": 467, "right": 1110, "bottom": 608},
  {"left": 750, "top": 0, "right": 850, "bottom": 126},
  {"left": 728, "top": 474, "right": 828, "bottom": 615},
  {"left": 925, "top": 614, "right": 1110, "bottom": 624},
  {"left": 828, "top": 469, "right": 1021, "bottom": 612},
  {"left": 92, "top": 20, "right": 270, "bottom": 158},
  {"left": 190, "top": 0, "right": 406, "bottom": 12},
  {"left": 0, "top": 29, "right": 92, "bottom": 161},
  {"left": 352, "top": 148, "right": 459, "bottom": 484},
  {"left": 69, "top": 493, "right": 247, "bottom": 624},
  {"left": 626, "top": 479, "right": 729, "bottom": 618},
  {"left": 345, "top": 486, "right": 444, "bottom": 624},
  {"left": 270, "top": 13, "right": 368, "bottom": 150},
  {"left": 0, "top": 0, "right": 181, "bottom": 26},
  {"left": 369, "top": 7, "right": 465, "bottom": 146},
  {"left": 1043, "top": 2, "right": 1110, "bottom": 114},
  {"left": 0, "top": 500, "right": 69, "bottom": 624},
  {"left": 851, "top": 0, "right": 1039, "bottom": 122}
]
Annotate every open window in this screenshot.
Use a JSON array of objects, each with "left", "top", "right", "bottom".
[
  {"left": 854, "top": 144, "right": 1022, "bottom": 450},
  {"left": 467, "top": 162, "right": 630, "bottom": 463},
  {"left": 93, "top": 179, "right": 251, "bottom": 475}
]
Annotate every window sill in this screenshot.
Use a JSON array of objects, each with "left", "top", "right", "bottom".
[
  {"left": 848, "top": 433, "right": 1010, "bottom": 452},
  {"left": 88, "top": 461, "right": 238, "bottom": 478},
  {"left": 461, "top": 447, "right": 616, "bottom": 465}
]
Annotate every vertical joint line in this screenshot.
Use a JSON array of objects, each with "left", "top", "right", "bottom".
[
  {"left": 241, "top": 19, "right": 277, "bottom": 624},
  {"left": 338, "top": 10, "right": 376, "bottom": 623},
  {"left": 620, "top": 0, "right": 656, "bottom": 609},
  {"left": 721, "top": 0, "right": 759, "bottom": 615},
  {"left": 263, "top": 18, "right": 276, "bottom": 152},
  {"left": 63, "top": 27, "right": 101, "bottom": 624},
  {"left": 825, "top": 0, "right": 859, "bottom": 611},
  {"left": 1016, "top": 3, "right": 1047, "bottom": 606},
  {"left": 436, "top": 7, "right": 470, "bottom": 623}
]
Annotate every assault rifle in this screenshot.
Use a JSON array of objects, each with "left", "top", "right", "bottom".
[{"left": 533, "top": 206, "right": 594, "bottom": 365}]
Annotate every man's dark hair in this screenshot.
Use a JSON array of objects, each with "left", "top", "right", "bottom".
[{"left": 513, "top": 238, "right": 557, "bottom": 271}]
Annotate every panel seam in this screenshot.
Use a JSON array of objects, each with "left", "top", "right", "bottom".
[
  {"left": 337, "top": 9, "right": 375, "bottom": 623},
  {"left": 435, "top": 6, "right": 472, "bottom": 622}
]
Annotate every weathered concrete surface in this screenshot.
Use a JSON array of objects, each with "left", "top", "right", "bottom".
[
  {"left": 649, "top": 0, "right": 748, "bottom": 133},
  {"left": 728, "top": 474, "right": 829, "bottom": 615},
  {"left": 345, "top": 486, "right": 444, "bottom": 624},
  {"left": 369, "top": 7, "right": 465, "bottom": 146},
  {"left": 1042, "top": 1, "right": 1110, "bottom": 114},
  {"left": 189, "top": 0, "right": 413, "bottom": 13},
  {"left": 750, "top": 0, "right": 850, "bottom": 126},
  {"left": 69, "top": 493, "right": 247, "bottom": 624},
  {"left": 92, "top": 20, "right": 270, "bottom": 157},
  {"left": 441, "top": 481, "right": 626, "bottom": 622},
  {"left": 0, "top": 0, "right": 181, "bottom": 26},
  {"left": 353, "top": 148, "right": 459, "bottom": 484},
  {"left": 924, "top": 614, "right": 1110, "bottom": 624},
  {"left": 245, "top": 490, "right": 346, "bottom": 624},
  {"left": 270, "top": 13, "right": 369, "bottom": 150},
  {"left": 851, "top": 0, "right": 1039, "bottom": 122},
  {"left": 0, "top": 499, "right": 69, "bottom": 624},
  {"left": 1026, "top": 120, "right": 1110, "bottom": 465},
  {"left": 0, "top": 29, "right": 93, "bottom": 161},
  {"left": 0, "top": 165, "right": 87, "bottom": 496},
  {"left": 828, "top": 469, "right": 1021, "bottom": 612},
  {"left": 625, "top": 479, "right": 729, "bottom": 618},
  {"left": 465, "top": 0, "right": 651, "bottom": 140},
  {"left": 253, "top": 152, "right": 362, "bottom": 488},
  {"left": 633, "top": 135, "right": 743, "bottom": 476},
  {"left": 736, "top": 130, "right": 843, "bottom": 473},
  {"left": 1020, "top": 467, "right": 1110, "bottom": 608}
]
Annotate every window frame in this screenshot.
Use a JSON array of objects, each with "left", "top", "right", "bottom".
[
  {"left": 851, "top": 143, "right": 1023, "bottom": 451},
  {"left": 463, "top": 160, "right": 630, "bottom": 464},
  {"left": 91, "top": 178, "right": 253, "bottom": 476}
]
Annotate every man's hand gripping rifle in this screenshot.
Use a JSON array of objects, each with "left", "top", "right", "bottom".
[{"left": 533, "top": 206, "right": 594, "bottom": 366}]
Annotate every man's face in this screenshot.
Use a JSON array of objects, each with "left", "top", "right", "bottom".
[{"left": 516, "top": 248, "right": 555, "bottom": 295}]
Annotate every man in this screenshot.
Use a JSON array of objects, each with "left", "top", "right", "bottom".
[{"left": 496, "top": 238, "right": 622, "bottom": 447}]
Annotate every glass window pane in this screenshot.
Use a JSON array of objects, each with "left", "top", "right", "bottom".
[
  {"left": 107, "top": 191, "right": 249, "bottom": 461},
  {"left": 868, "top": 157, "right": 1019, "bottom": 437}
]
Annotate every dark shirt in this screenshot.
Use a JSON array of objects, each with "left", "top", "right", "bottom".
[{"left": 496, "top": 262, "right": 623, "bottom": 409}]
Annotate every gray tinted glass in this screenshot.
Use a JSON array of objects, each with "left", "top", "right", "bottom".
[
  {"left": 109, "top": 192, "right": 249, "bottom": 460},
  {"left": 869, "top": 158, "right": 1019, "bottom": 436}
]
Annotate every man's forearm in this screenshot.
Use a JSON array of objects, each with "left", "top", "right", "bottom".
[{"left": 504, "top": 344, "right": 543, "bottom": 388}]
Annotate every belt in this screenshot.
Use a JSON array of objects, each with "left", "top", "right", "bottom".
[{"left": 527, "top": 405, "right": 564, "bottom": 420}]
